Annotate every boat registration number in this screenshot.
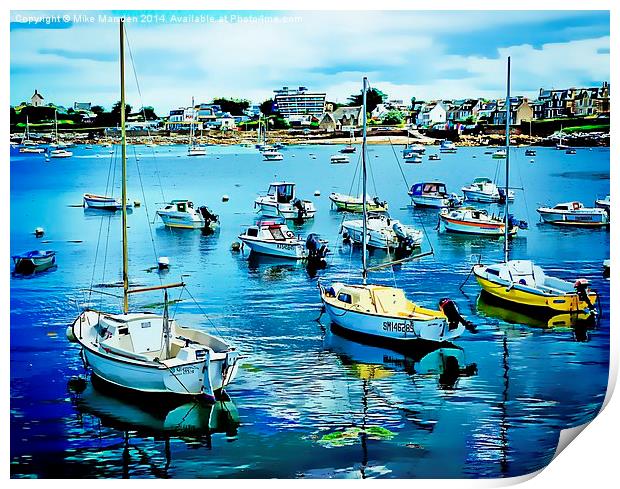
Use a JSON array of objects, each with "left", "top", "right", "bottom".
[
  {"left": 171, "top": 365, "right": 199, "bottom": 375},
  {"left": 383, "top": 320, "right": 415, "bottom": 333}
]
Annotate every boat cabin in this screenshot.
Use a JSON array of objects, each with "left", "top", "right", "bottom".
[
  {"left": 267, "top": 182, "right": 296, "bottom": 204},
  {"left": 164, "top": 200, "right": 195, "bottom": 213},
  {"left": 245, "top": 221, "right": 294, "bottom": 241},
  {"left": 553, "top": 202, "right": 584, "bottom": 211},
  {"left": 409, "top": 181, "right": 448, "bottom": 197},
  {"left": 471, "top": 177, "right": 493, "bottom": 188}
]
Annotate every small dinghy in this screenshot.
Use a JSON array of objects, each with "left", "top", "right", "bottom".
[
  {"left": 536, "top": 201, "right": 609, "bottom": 227},
  {"left": 428, "top": 154, "right": 440, "bottom": 161},
  {"left": 329, "top": 193, "right": 387, "bottom": 213},
  {"left": 439, "top": 140, "right": 457, "bottom": 153},
  {"left": 12, "top": 250, "right": 56, "bottom": 274},
  {"left": 525, "top": 149, "right": 536, "bottom": 157},
  {"left": 84, "top": 193, "right": 132, "bottom": 211},
  {"left": 492, "top": 149, "right": 507, "bottom": 159},
  {"left": 156, "top": 200, "right": 219, "bottom": 231},
  {"left": 339, "top": 146, "right": 356, "bottom": 154},
  {"left": 254, "top": 182, "right": 316, "bottom": 220}
]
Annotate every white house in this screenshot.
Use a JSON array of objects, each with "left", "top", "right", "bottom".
[
  {"left": 31, "top": 89, "right": 44, "bottom": 107},
  {"left": 416, "top": 101, "right": 449, "bottom": 127}
]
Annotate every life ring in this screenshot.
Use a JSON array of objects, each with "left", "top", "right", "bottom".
[
  {"left": 285, "top": 231, "right": 295, "bottom": 238},
  {"left": 572, "top": 202, "right": 579, "bottom": 210}
]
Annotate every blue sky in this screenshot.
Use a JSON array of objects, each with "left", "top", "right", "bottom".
[{"left": 10, "top": 10, "right": 610, "bottom": 114}]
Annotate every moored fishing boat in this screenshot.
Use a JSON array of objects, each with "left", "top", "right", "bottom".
[
  {"left": 525, "top": 149, "right": 536, "bottom": 157},
  {"left": 238, "top": 219, "right": 324, "bottom": 259},
  {"left": 254, "top": 182, "right": 316, "bottom": 220},
  {"left": 595, "top": 195, "right": 610, "bottom": 213},
  {"left": 50, "top": 148, "right": 73, "bottom": 158},
  {"left": 329, "top": 193, "right": 387, "bottom": 212},
  {"left": 472, "top": 57, "right": 599, "bottom": 319},
  {"left": 157, "top": 199, "right": 219, "bottom": 231},
  {"left": 408, "top": 181, "right": 462, "bottom": 208},
  {"left": 319, "top": 77, "right": 469, "bottom": 345},
  {"left": 12, "top": 250, "right": 56, "bottom": 274},
  {"left": 492, "top": 149, "right": 506, "bottom": 159},
  {"left": 439, "top": 140, "right": 457, "bottom": 153},
  {"left": 536, "top": 201, "right": 609, "bottom": 227},
  {"left": 67, "top": 20, "right": 239, "bottom": 401},
  {"left": 439, "top": 207, "right": 524, "bottom": 236}
]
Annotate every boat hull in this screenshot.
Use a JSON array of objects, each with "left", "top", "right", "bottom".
[
  {"left": 537, "top": 209, "right": 609, "bottom": 227},
  {"left": 440, "top": 215, "right": 514, "bottom": 236},
  {"left": 239, "top": 236, "right": 305, "bottom": 259},
  {"left": 473, "top": 265, "right": 597, "bottom": 313},
  {"left": 13, "top": 254, "right": 56, "bottom": 274},
  {"left": 321, "top": 298, "right": 464, "bottom": 343},
  {"left": 83, "top": 194, "right": 129, "bottom": 210},
  {"left": 462, "top": 189, "right": 499, "bottom": 203},
  {"left": 158, "top": 212, "right": 205, "bottom": 229},
  {"left": 410, "top": 195, "right": 450, "bottom": 208},
  {"left": 256, "top": 202, "right": 316, "bottom": 220}
]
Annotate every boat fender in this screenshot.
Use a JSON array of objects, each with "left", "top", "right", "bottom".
[
  {"left": 66, "top": 325, "right": 77, "bottom": 343},
  {"left": 439, "top": 298, "right": 476, "bottom": 332}
]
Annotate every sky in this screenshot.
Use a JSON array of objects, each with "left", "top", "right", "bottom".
[{"left": 10, "top": 10, "right": 610, "bottom": 114}]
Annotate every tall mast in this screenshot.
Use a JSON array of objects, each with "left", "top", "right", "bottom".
[
  {"left": 190, "top": 96, "right": 195, "bottom": 148},
  {"left": 54, "top": 109, "right": 58, "bottom": 143},
  {"left": 503, "top": 56, "right": 511, "bottom": 263},
  {"left": 361, "top": 77, "right": 368, "bottom": 285},
  {"left": 120, "top": 19, "right": 129, "bottom": 314}
]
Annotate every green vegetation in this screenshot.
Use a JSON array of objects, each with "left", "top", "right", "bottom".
[
  {"left": 382, "top": 109, "right": 405, "bottom": 125},
  {"left": 347, "top": 87, "right": 386, "bottom": 114},
  {"left": 212, "top": 97, "right": 250, "bottom": 116},
  {"left": 563, "top": 124, "right": 609, "bottom": 133}
]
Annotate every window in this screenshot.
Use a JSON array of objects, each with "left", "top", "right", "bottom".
[
  {"left": 269, "top": 227, "right": 286, "bottom": 240},
  {"left": 338, "top": 293, "right": 352, "bottom": 304},
  {"left": 247, "top": 228, "right": 258, "bottom": 237}
]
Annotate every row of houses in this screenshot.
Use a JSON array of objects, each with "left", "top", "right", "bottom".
[
  {"left": 166, "top": 103, "right": 247, "bottom": 131},
  {"left": 411, "top": 82, "right": 610, "bottom": 129}
]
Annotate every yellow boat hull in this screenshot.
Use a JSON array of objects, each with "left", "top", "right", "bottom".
[{"left": 474, "top": 275, "right": 597, "bottom": 313}]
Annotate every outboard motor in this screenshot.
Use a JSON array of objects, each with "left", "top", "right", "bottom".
[
  {"left": 574, "top": 279, "right": 596, "bottom": 313},
  {"left": 447, "top": 193, "right": 462, "bottom": 209},
  {"left": 439, "top": 298, "right": 476, "bottom": 332},
  {"left": 199, "top": 206, "right": 219, "bottom": 233},
  {"left": 306, "top": 233, "right": 328, "bottom": 259},
  {"left": 292, "top": 198, "right": 306, "bottom": 221},
  {"left": 508, "top": 214, "right": 528, "bottom": 230},
  {"left": 392, "top": 221, "right": 412, "bottom": 250}
]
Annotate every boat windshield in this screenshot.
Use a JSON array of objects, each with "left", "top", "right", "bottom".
[
  {"left": 268, "top": 184, "right": 295, "bottom": 203},
  {"left": 268, "top": 226, "right": 286, "bottom": 240},
  {"left": 423, "top": 183, "right": 446, "bottom": 195}
]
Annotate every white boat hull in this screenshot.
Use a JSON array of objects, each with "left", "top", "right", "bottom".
[
  {"left": 323, "top": 300, "right": 464, "bottom": 343},
  {"left": 239, "top": 237, "right": 306, "bottom": 259},
  {"left": 256, "top": 201, "right": 316, "bottom": 220},
  {"left": 462, "top": 189, "right": 499, "bottom": 203},
  {"left": 342, "top": 219, "right": 422, "bottom": 249},
  {"left": 158, "top": 212, "right": 205, "bottom": 229},
  {"left": 537, "top": 209, "right": 609, "bottom": 226},
  {"left": 410, "top": 195, "right": 450, "bottom": 208}
]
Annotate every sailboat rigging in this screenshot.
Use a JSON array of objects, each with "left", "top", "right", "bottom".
[
  {"left": 187, "top": 97, "right": 206, "bottom": 156},
  {"left": 67, "top": 19, "right": 239, "bottom": 400},
  {"left": 472, "top": 57, "right": 599, "bottom": 317},
  {"left": 319, "top": 77, "right": 470, "bottom": 344}
]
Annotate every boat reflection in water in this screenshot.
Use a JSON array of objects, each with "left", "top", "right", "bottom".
[
  {"left": 67, "top": 376, "right": 239, "bottom": 478},
  {"left": 314, "top": 331, "right": 477, "bottom": 478},
  {"left": 476, "top": 291, "right": 596, "bottom": 342}
]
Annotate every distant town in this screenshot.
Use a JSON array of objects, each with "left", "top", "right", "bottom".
[{"left": 10, "top": 82, "right": 610, "bottom": 146}]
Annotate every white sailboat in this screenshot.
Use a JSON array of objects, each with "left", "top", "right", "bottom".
[
  {"left": 67, "top": 20, "right": 239, "bottom": 401},
  {"left": 319, "top": 77, "right": 467, "bottom": 345},
  {"left": 187, "top": 97, "right": 206, "bottom": 157},
  {"left": 472, "top": 57, "right": 599, "bottom": 317}
]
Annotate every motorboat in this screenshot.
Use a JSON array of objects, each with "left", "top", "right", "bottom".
[
  {"left": 536, "top": 201, "right": 609, "bottom": 227},
  {"left": 19, "top": 147, "right": 45, "bottom": 154},
  {"left": 254, "top": 182, "right": 316, "bottom": 220},
  {"left": 565, "top": 148, "right": 577, "bottom": 155},
  {"left": 50, "top": 148, "right": 73, "bottom": 158},
  {"left": 263, "top": 151, "right": 284, "bottom": 161},
  {"left": 84, "top": 193, "right": 133, "bottom": 211},
  {"left": 428, "top": 154, "right": 440, "bottom": 161},
  {"left": 342, "top": 213, "right": 423, "bottom": 250},
  {"left": 404, "top": 154, "right": 423, "bottom": 164},
  {"left": 492, "top": 149, "right": 506, "bottom": 159},
  {"left": 12, "top": 250, "right": 56, "bottom": 274},
  {"left": 330, "top": 154, "right": 350, "bottom": 164},
  {"left": 595, "top": 195, "right": 610, "bottom": 213},
  {"left": 402, "top": 144, "right": 425, "bottom": 159},
  {"left": 525, "top": 149, "right": 536, "bottom": 157},
  {"left": 188, "top": 146, "right": 207, "bottom": 157},
  {"left": 473, "top": 57, "right": 599, "bottom": 320},
  {"left": 329, "top": 193, "right": 388, "bottom": 213},
  {"left": 239, "top": 220, "right": 308, "bottom": 259},
  {"left": 461, "top": 177, "right": 514, "bottom": 203},
  {"left": 439, "top": 207, "right": 524, "bottom": 236},
  {"left": 67, "top": 20, "right": 239, "bottom": 401},
  {"left": 157, "top": 200, "right": 219, "bottom": 231},
  {"left": 439, "top": 140, "right": 457, "bottom": 153},
  {"left": 340, "top": 146, "right": 356, "bottom": 154},
  {"left": 319, "top": 78, "right": 468, "bottom": 345},
  {"left": 408, "top": 181, "right": 462, "bottom": 208}
]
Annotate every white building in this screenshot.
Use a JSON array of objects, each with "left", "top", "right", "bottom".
[
  {"left": 31, "top": 89, "right": 44, "bottom": 107},
  {"left": 273, "top": 86, "right": 326, "bottom": 119},
  {"left": 416, "top": 101, "right": 449, "bottom": 128}
]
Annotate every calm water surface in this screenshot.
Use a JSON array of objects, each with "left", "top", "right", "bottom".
[{"left": 10, "top": 143, "right": 610, "bottom": 478}]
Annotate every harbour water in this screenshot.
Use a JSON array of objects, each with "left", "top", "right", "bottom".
[{"left": 10, "top": 143, "right": 610, "bottom": 478}]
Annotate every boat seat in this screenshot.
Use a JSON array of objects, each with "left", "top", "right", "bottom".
[{"left": 99, "top": 338, "right": 155, "bottom": 363}]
